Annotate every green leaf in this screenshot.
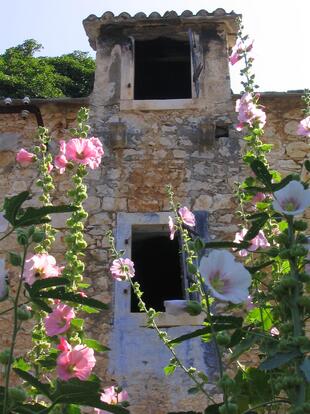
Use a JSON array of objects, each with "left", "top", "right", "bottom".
[
  {"left": 81, "top": 305, "right": 99, "bottom": 314},
  {"left": 9, "top": 403, "right": 49, "bottom": 413},
  {"left": 187, "top": 263, "right": 197, "bottom": 274},
  {"left": 15, "top": 205, "right": 77, "bottom": 227},
  {"left": 204, "top": 241, "right": 250, "bottom": 249},
  {"left": 245, "top": 260, "right": 274, "bottom": 274},
  {"left": 169, "top": 328, "right": 209, "bottom": 345},
  {"left": 28, "top": 277, "right": 70, "bottom": 294},
  {"left": 52, "top": 378, "right": 100, "bottom": 398},
  {"left": 305, "top": 160, "right": 310, "bottom": 172},
  {"left": 194, "top": 238, "right": 204, "bottom": 251},
  {"left": 13, "top": 368, "right": 52, "bottom": 398},
  {"left": 12, "top": 358, "right": 31, "bottom": 372},
  {"left": 9, "top": 252, "right": 22, "bottom": 266},
  {"left": 3, "top": 191, "right": 30, "bottom": 226},
  {"left": 244, "top": 213, "right": 269, "bottom": 241},
  {"left": 300, "top": 358, "right": 310, "bottom": 382},
  {"left": 250, "top": 160, "right": 272, "bottom": 189},
  {"left": 164, "top": 364, "right": 176, "bottom": 376},
  {"left": 31, "top": 298, "right": 52, "bottom": 313},
  {"left": 229, "top": 334, "right": 258, "bottom": 361},
  {"left": 204, "top": 404, "right": 221, "bottom": 414},
  {"left": 66, "top": 405, "right": 82, "bottom": 414},
  {"left": 36, "top": 287, "right": 108, "bottom": 310},
  {"left": 260, "top": 350, "right": 300, "bottom": 370},
  {"left": 84, "top": 338, "right": 110, "bottom": 352},
  {"left": 71, "top": 318, "right": 84, "bottom": 330},
  {"left": 246, "top": 307, "right": 273, "bottom": 330},
  {"left": 211, "top": 315, "right": 243, "bottom": 328}
]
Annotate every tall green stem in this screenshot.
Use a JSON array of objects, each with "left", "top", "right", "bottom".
[
  {"left": 2, "top": 244, "right": 28, "bottom": 414},
  {"left": 287, "top": 217, "right": 305, "bottom": 406}
]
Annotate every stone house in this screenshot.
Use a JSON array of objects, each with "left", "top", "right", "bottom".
[{"left": 0, "top": 8, "right": 308, "bottom": 414}]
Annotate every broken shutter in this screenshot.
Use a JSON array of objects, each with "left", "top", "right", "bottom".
[
  {"left": 188, "top": 29, "right": 204, "bottom": 98},
  {"left": 180, "top": 210, "right": 209, "bottom": 300}
]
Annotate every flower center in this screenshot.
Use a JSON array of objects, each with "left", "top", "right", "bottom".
[
  {"left": 34, "top": 268, "right": 45, "bottom": 279},
  {"left": 67, "top": 364, "right": 76, "bottom": 374},
  {"left": 282, "top": 198, "right": 300, "bottom": 212},
  {"left": 76, "top": 151, "right": 85, "bottom": 159},
  {"left": 209, "top": 271, "right": 229, "bottom": 294}
]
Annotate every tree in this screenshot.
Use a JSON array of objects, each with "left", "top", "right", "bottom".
[{"left": 0, "top": 39, "right": 95, "bottom": 98}]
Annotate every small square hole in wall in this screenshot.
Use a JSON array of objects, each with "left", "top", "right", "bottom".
[
  {"left": 134, "top": 37, "right": 192, "bottom": 100},
  {"left": 131, "top": 225, "right": 183, "bottom": 312}
]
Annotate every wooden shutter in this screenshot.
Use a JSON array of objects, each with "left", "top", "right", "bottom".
[{"left": 188, "top": 29, "right": 204, "bottom": 98}]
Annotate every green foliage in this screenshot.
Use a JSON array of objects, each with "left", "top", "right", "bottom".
[{"left": 0, "top": 39, "right": 95, "bottom": 98}]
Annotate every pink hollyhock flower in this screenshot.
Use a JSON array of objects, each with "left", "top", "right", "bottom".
[
  {"left": 64, "top": 138, "right": 103, "bottom": 169},
  {"left": 44, "top": 303, "right": 75, "bottom": 337},
  {"left": 16, "top": 149, "right": 35, "bottom": 167},
  {"left": 94, "top": 386, "right": 129, "bottom": 414},
  {"left": 229, "top": 38, "right": 253, "bottom": 65},
  {"left": 235, "top": 92, "right": 266, "bottom": 130},
  {"left": 57, "top": 337, "right": 71, "bottom": 352},
  {"left": 178, "top": 207, "right": 196, "bottom": 227},
  {"left": 199, "top": 250, "right": 251, "bottom": 304},
  {"left": 272, "top": 180, "right": 310, "bottom": 216},
  {"left": 110, "top": 258, "right": 135, "bottom": 281},
  {"left": 297, "top": 116, "right": 310, "bottom": 137},
  {"left": 47, "top": 163, "right": 53, "bottom": 173},
  {"left": 234, "top": 228, "right": 270, "bottom": 256},
  {"left": 252, "top": 192, "right": 266, "bottom": 204},
  {"left": 168, "top": 216, "right": 176, "bottom": 240},
  {"left": 24, "top": 253, "right": 62, "bottom": 286},
  {"left": 57, "top": 339, "right": 96, "bottom": 381}
]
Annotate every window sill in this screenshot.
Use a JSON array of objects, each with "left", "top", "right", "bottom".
[
  {"left": 130, "top": 312, "right": 205, "bottom": 327},
  {"left": 120, "top": 98, "right": 206, "bottom": 111}
]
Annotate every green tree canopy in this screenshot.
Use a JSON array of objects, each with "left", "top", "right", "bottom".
[{"left": 0, "top": 39, "right": 95, "bottom": 98}]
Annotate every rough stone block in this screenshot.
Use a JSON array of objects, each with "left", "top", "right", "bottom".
[{"left": 0, "top": 133, "right": 20, "bottom": 152}]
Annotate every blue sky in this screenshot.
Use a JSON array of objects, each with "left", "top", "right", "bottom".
[{"left": 1, "top": 0, "right": 309, "bottom": 92}]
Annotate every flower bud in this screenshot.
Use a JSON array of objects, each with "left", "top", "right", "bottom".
[
  {"left": 219, "top": 403, "right": 238, "bottom": 414},
  {"left": 185, "top": 300, "right": 202, "bottom": 316},
  {"left": 293, "top": 220, "right": 308, "bottom": 231},
  {"left": 8, "top": 387, "right": 27, "bottom": 403},
  {"left": 0, "top": 349, "right": 11, "bottom": 364},
  {"left": 17, "top": 306, "right": 32, "bottom": 321},
  {"left": 216, "top": 332, "right": 231, "bottom": 346}
]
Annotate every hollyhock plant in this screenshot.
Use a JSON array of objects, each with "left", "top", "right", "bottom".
[
  {"left": 272, "top": 180, "right": 310, "bottom": 216},
  {"left": 297, "top": 115, "right": 310, "bottom": 137},
  {"left": 56, "top": 338, "right": 96, "bottom": 381},
  {"left": 110, "top": 258, "right": 135, "bottom": 281},
  {"left": 199, "top": 250, "right": 251, "bottom": 304},
  {"left": 234, "top": 228, "right": 270, "bottom": 256},
  {"left": 235, "top": 92, "right": 266, "bottom": 131},
  {"left": 44, "top": 303, "right": 75, "bottom": 337},
  {"left": 24, "top": 253, "right": 62, "bottom": 286},
  {"left": 16, "top": 149, "right": 36, "bottom": 167},
  {"left": 168, "top": 216, "right": 176, "bottom": 240},
  {"left": 94, "top": 386, "right": 129, "bottom": 414},
  {"left": 178, "top": 206, "right": 196, "bottom": 227},
  {"left": 229, "top": 38, "right": 253, "bottom": 65}
]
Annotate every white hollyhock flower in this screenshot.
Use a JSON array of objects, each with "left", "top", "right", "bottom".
[
  {"left": 272, "top": 181, "right": 310, "bottom": 216},
  {"left": 199, "top": 250, "right": 251, "bottom": 304},
  {"left": 0, "top": 259, "right": 8, "bottom": 301}
]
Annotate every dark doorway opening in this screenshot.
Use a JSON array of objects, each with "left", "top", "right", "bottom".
[
  {"left": 134, "top": 37, "right": 192, "bottom": 100},
  {"left": 131, "top": 226, "right": 183, "bottom": 312}
]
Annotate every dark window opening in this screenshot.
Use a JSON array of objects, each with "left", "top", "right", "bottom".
[
  {"left": 134, "top": 37, "right": 192, "bottom": 100},
  {"left": 131, "top": 226, "right": 183, "bottom": 312},
  {"left": 215, "top": 125, "right": 229, "bottom": 138}
]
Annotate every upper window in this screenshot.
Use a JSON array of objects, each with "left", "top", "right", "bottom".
[{"left": 134, "top": 37, "right": 192, "bottom": 100}]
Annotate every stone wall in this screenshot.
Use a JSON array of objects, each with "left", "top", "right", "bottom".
[{"left": 0, "top": 92, "right": 307, "bottom": 413}]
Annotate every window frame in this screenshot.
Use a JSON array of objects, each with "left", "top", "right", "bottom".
[
  {"left": 120, "top": 31, "right": 206, "bottom": 111},
  {"left": 113, "top": 211, "right": 207, "bottom": 327}
]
